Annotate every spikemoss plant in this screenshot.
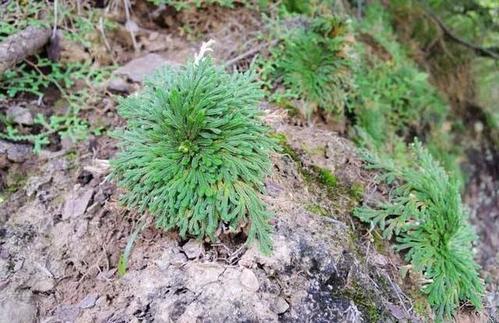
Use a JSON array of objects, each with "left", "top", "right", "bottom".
[
  {"left": 270, "top": 17, "right": 353, "bottom": 117},
  {"left": 349, "top": 3, "right": 465, "bottom": 185},
  {"left": 354, "top": 141, "right": 484, "bottom": 320},
  {"left": 111, "top": 55, "right": 276, "bottom": 253}
]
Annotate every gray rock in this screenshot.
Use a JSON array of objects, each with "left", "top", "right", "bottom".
[
  {"left": 0, "top": 155, "right": 8, "bottom": 169},
  {"left": 239, "top": 268, "right": 259, "bottom": 292},
  {"left": 155, "top": 247, "right": 187, "bottom": 271},
  {"left": 125, "top": 19, "right": 140, "bottom": 33},
  {"left": 171, "top": 252, "right": 188, "bottom": 265},
  {"left": 182, "top": 239, "right": 203, "bottom": 259},
  {"left": 54, "top": 304, "right": 80, "bottom": 322},
  {"left": 274, "top": 297, "right": 290, "bottom": 314},
  {"left": 6, "top": 144, "right": 32, "bottom": 163},
  {"left": 0, "top": 140, "right": 9, "bottom": 154},
  {"left": 7, "top": 106, "right": 33, "bottom": 125},
  {"left": 0, "top": 299, "right": 36, "bottom": 323},
  {"left": 62, "top": 187, "right": 94, "bottom": 219},
  {"left": 114, "top": 53, "right": 174, "bottom": 83},
  {"left": 25, "top": 175, "right": 51, "bottom": 197},
  {"left": 79, "top": 293, "right": 98, "bottom": 309},
  {"left": 107, "top": 77, "right": 129, "bottom": 93},
  {"left": 32, "top": 277, "right": 55, "bottom": 292}
]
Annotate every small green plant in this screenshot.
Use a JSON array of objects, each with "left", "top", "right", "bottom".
[
  {"left": 0, "top": 1, "right": 115, "bottom": 153},
  {"left": 268, "top": 17, "right": 353, "bottom": 118},
  {"left": 0, "top": 111, "right": 88, "bottom": 154},
  {"left": 351, "top": 3, "right": 448, "bottom": 145},
  {"left": 0, "top": 58, "right": 112, "bottom": 153},
  {"left": 317, "top": 168, "right": 337, "bottom": 188},
  {"left": 349, "top": 182, "right": 364, "bottom": 201},
  {"left": 354, "top": 141, "right": 483, "bottom": 320},
  {"left": 1, "top": 0, "right": 115, "bottom": 45},
  {"left": 111, "top": 54, "right": 277, "bottom": 253},
  {"left": 0, "top": 1, "right": 49, "bottom": 41},
  {"left": 0, "top": 58, "right": 110, "bottom": 98},
  {"left": 351, "top": 55, "right": 448, "bottom": 150}
]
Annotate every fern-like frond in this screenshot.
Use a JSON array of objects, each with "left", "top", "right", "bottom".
[{"left": 354, "top": 141, "right": 484, "bottom": 319}]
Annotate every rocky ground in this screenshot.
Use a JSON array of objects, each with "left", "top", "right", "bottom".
[
  {"left": 0, "top": 100, "right": 421, "bottom": 322},
  {"left": 0, "top": 3, "right": 497, "bottom": 323}
]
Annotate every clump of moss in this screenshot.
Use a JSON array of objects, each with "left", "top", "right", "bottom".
[
  {"left": 349, "top": 182, "right": 364, "bottom": 201},
  {"left": 273, "top": 132, "right": 300, "bottom": 162},
  {"left": 305, "top": 203, "right": 329, "bottom": 216},
  {"left": 317, "top": 167, "right": 337, "bottom": 188},
  {"left": 340, "top": 281, "right": 382, "bottom": 322}
]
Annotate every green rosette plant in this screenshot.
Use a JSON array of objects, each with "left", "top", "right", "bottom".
[
  {"left": 270, "top": 17, "right": 353, "bottom": 118},
  {"left": 111, "top": 52, "right": 277, "bottom": 253}
]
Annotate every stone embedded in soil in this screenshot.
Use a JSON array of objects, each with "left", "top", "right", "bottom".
[
  {"left": 78, "top": 294, "right": 98, "bottom": 309},
  {"left": 6, "top": 143, "right": 32, "bottom": 163},
  {"left": 53, "top": 304, "right": 80, "bottom": 322},
  {"left": 238, "top": 234, "right": 292, "bottom": 271},
  {"left": 273, "top": 297, "right": 290, "bottom": 314},
  {"left": 6, "top": 106, "right": 33, "bottom": 126},
  {"left": 155, "top": 245, "right": 186, "bottom": 271},
  {"left": 62, "top": 187, "right": 94, "bottom": 219},
  {"left": 83, "top": 159, "right": 110, "bottom": 177},
  {"left": 107, "top": 77, "right": 129, "bottom": 93},
  {"left": 114, "top": 53, "right": 175, "bottom": 83},
  {"left": 171, "top": 252, "right": 188, "bottom": 265},
  {"left": 0, "top": 299, "right": 36, "bottom": 323},
  {"left": 25, "top": 176, "right": 50, "bottom": 197},
  {"left": 0, "top": 154, "right": 8, "bottom": 169},
  {"left": 239, "top": 268, "right": 259, "bottom": 292},
  {"left": 182, "top": 239, "right": 203, "bottom": 259},
  {"left": 31, "top": 277, "right": 55, "bottom": 293}
]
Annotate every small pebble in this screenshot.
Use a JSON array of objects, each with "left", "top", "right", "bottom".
[
  {"left": 107, "top": 78, "right": 129, "bottom": 93},
  {"left": 182, "top": 239, "right": 203, "bottom": 259},
  {"left": 7, "top": 106, "right": 33, "bottom": 126},
  {"left": 239, "top": 268, "right": 259, "bottom": 292}
]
